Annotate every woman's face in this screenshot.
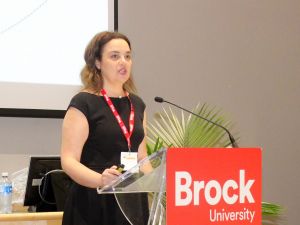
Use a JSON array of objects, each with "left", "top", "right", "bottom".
[{"left": 96, "top": 38, "right": 132, "bottom": 87}]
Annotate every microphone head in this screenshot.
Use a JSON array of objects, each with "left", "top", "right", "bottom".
[{"left": 154, "top": 97, "right": 164, "bottom": 103}]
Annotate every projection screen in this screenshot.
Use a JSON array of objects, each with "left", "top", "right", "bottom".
[{"left": 0, "top": 0, "right": 116, "bottom": 117}]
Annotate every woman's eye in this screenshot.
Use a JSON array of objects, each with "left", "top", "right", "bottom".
[
  {"left": 125, "top": 54, "right": 132, "bottom": 60},
  {"left": 111, "top": 54, "right": 120, "bottom": 59}
]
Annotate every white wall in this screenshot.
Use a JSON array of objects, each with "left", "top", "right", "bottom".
[{"left": 0, "top": 117, "right": 62, "bottom": 174}]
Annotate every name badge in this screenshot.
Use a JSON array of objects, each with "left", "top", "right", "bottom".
[{"left": 121, "top": 152, "right": 138, "bottom": 173}]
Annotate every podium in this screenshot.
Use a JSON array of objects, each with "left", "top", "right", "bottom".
[
  {"left": 97, "top": 149, "right": 167, "bottom": 225},
  {"left": 97, "top": 147, "right": 261, "bottom": 225}
]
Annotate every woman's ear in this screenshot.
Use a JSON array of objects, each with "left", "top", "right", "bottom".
[{"left": 95, "top": 59, "right": 101, "bottom": 70}]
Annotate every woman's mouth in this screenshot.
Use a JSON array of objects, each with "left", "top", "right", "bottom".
[{"left": 118, "top": 68, "right": 127, "bottom": 75}]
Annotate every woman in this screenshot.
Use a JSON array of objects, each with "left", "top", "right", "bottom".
[{"left": 61, "top": 31, "right": 149, "bottom": 225}]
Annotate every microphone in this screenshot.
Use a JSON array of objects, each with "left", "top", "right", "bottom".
[{"left": 154, "top": 96, "right": 238, "bottom": 148}]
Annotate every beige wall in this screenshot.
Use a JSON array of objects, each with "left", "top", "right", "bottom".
[
  {"left": 0, "top": 0, "right": 299, "bottom": 224},
  {"left": 118, "top": 0, "right": 299, "bottom": 225}
]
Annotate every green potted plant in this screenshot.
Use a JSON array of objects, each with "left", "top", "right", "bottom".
[{"left": 146, "top": 103, "right": 282, "bottom": 223}]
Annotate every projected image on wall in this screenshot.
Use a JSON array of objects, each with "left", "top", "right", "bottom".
[{"left": 0, "top": 0, "right": 113, "bottom": 110}]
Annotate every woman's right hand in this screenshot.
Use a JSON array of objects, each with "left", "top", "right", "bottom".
[{"left": 101, "top": 165, "right": 121, "bottom": 187}]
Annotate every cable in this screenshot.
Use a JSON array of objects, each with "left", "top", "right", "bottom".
[{"left": 38, "top": 169, "right": 64, "bottom": 205}]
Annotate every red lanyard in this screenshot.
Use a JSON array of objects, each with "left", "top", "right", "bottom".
[{"left": 100, "top": 89, "right": 134, "bottom": 151}]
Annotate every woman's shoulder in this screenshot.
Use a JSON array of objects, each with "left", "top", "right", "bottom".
[
  {"left": 129, "top": 93, "right": 146, "bottom": 110},
  {"left": 129, "top": 93, "right": 143, "bottom": 102},
  {"left": 71, "top": 90, "right": 99, "bottom": 102},
  {"left": 68, "top": 91, "right": 100, "bottom": 114}
]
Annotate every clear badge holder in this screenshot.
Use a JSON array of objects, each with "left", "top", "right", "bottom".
[{"left": 97, "top": 148, "right": 166, "bottom": 225}]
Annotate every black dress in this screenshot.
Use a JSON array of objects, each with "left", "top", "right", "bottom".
[{"left": 62, "top": 92, "right": 149, "bottom": 225}]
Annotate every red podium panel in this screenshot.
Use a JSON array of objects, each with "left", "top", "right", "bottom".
[{"left": 166, "top": 148, "right": 261, "bottom": 225}]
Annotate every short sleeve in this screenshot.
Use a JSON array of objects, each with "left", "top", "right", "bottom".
[{"left": 68, "top": 93, "right": 89, "bottom": 119}]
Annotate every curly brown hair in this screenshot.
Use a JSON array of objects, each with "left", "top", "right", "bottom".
[{"left": 80, "top": 31, "right": 137, "bottom": 94}]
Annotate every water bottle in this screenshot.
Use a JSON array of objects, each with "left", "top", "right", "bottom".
[{"left": 0, "top": 172, "right": 13, "bottom": 213}]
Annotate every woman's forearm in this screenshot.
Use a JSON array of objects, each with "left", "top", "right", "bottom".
[{"left": 61, "top": 156, "right": 103, "bottom": 188}]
